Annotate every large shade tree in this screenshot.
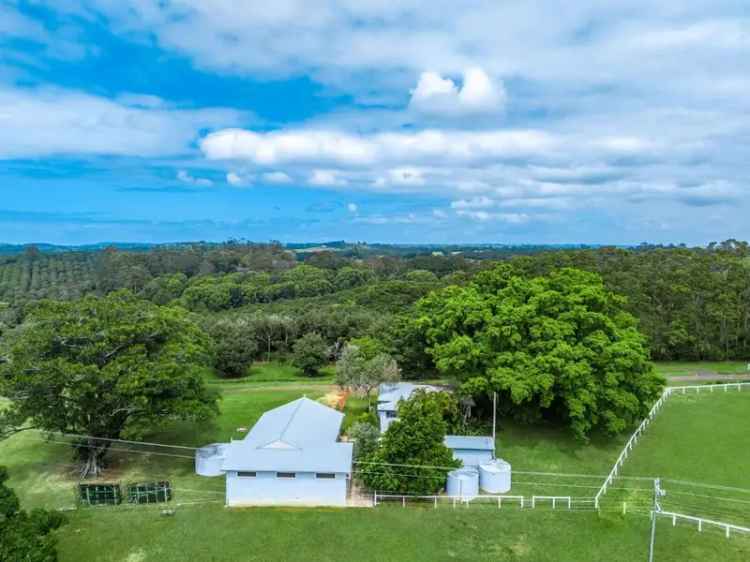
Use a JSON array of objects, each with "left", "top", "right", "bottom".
[
  {"left": 0, "top": 291, "right": 218, "bottom": 477},
  {"left": 415, "top": 266, "right": 664, "bottom": 439}
]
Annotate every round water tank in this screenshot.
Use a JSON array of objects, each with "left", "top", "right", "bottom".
[
  {"left": 479, "top": 458, "right": 511, "bottom": 493},
  {"left": 195, "top": 443, "right": 228, "bottom": 477},
  {"left": 446, "top": 468, "right": 479, "bottom": 500}
]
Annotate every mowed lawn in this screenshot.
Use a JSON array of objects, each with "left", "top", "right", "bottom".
[
  {"left": 56, "top": 502, "right": 750, "bottom": 562},
  {"left": 620, "top": 391, "right": 749, "bottom": 487},
  {"left": 616, "top": 390, "right": 750, "bottom": 525},
  {"left": 0, "top": 371, "right": 329, "bottom": 510}
]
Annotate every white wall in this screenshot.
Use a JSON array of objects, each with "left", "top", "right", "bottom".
[
  {"left": 225, "top": 470, "right": 348, "bottom": 507},
  {"left": 378, "top": 410, "right": 398, "bottom": 433}
]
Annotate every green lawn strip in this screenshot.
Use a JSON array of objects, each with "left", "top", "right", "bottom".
[
  {"left": 55, "top": 502, "right": 750, "bottom": 562},
  {"left": 206, "top": 361, "right": 336, "bottom": 385},
  {"left": 654, "top": 361, "right": 750, "bottom": 377}
]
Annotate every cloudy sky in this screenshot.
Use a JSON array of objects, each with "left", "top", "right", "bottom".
[{"left": 1, "top": 1, "right": 748, "bottom": 245}]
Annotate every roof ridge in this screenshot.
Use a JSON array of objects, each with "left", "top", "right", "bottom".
[{"left": 277, "top": 397, "right": 307, "bottom": 446}]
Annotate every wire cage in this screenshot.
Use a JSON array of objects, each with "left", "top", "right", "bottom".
[
  {"left": 126, "top": 481, "right": 173, "bottom": 504},
  {"left": 79, "top": 483, "right": 122, "bottom": 506}
]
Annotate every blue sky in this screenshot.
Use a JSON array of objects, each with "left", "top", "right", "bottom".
[{"left": 1, "top": 1, "right": 748, "bottom": 245}]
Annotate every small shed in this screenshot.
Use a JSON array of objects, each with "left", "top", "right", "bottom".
[{"left": 444, "top": 435, "right": 495, "bottom": 468}]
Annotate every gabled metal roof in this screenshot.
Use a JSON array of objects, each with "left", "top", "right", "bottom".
[{"left": 221, "top": 397, "right": 353, "bottom": 473}]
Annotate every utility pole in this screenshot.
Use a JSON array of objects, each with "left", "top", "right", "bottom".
[
  {"left": 492, "top": 392, "right": 497, "bottom": 447},
  {"left": 648, "top": 478, "right": 665, "bottom": 562}
]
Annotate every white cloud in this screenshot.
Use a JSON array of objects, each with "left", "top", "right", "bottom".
[
  {"left": 0, "top": 86, "right": 243, "bottom": 159},
  {"left": 309, "top": 169, "right": 347, "bottom": 186},
  {"left": 347, "top": 203, "right": 358, "bottom": 213},
  {"left": 262, "top": 171, "right": 293, "bottom": 184},
  {"left": 226, "top": 172, "right": 251, "bottom": 186},
  {"left": 177, "top": 169, "right": 213, "bottom": 186},
  {"left": 201, "top": 128, "right": 557, "bottom": 167},
  {"left": 410, "top": 67, "right": 506, "bottom": 115},
  {"left": 455, "top": 210, "right": 531, "bottom": 224}
]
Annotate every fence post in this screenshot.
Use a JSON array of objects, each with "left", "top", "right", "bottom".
[
  {"left": 434, "top": 496, "right": 437, "bottom": 509},
  {"left": 402, "top": 496, "right": 405, "bottom": 508},
  {"left": 726, "top": 525, "right": 730, "bottom": 539},
  {"left": 374, "top": 491, "right": 377, "bottom": 506},
  {"left": 498, "top": 496, "right": 501, "bottom": 509}
]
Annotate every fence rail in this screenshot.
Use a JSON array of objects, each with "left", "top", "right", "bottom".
[
  {"left": 594, "top": 382, "right": 750, "bottom": 508},
  {"left": 373, "top": 492, "right": 596, "bottom": 511},
  {"left": 655, "top": 510, "right": 750, "bottom": 538}
]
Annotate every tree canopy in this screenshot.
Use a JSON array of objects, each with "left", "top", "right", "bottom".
[
  {"left": 416, "top": 266, "right": 665, "bottom": 439},
  {"left": 335, "top": 344, "right": 401, "bottom": 401},
  {"left": 0, "top": 291, "right": 218, "bottom": 477},
  {"left": 0, "top": 466, "right": 66, "bottom": 562},
  {"left": 291, "top": 332, "right": 329, "bottom": 376},
  {"left": 360, "top": 390, "right": 459, "bottom": 494}
]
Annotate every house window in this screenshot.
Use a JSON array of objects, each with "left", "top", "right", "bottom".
[
  {"left": 386, "top": 411, "right": 397, "bottom": 419},
  {"left": 315, "top": 473, "right": 336, "bottom": 479},
  {"left": 237, "top": 471, "right": 256, "bottom": 478},
  {"left": 276, "top": 472, "right": 296, "bottom": 479}
]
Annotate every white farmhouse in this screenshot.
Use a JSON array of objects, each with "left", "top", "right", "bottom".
[{"left": 197, "top": 397, "right": 353, "bottom": 507}]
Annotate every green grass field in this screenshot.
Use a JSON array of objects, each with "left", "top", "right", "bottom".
[
  {"left": 2, "top": 363, "right": 750, "bottom": 561},
  {"left": 54, "top": 503, "right": 750, "bottom": 562},
  {"left": 654, "top": 361, "right": 750, "bottom": 378}
]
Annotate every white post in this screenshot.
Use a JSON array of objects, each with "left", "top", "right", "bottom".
[
  {"left": 402, "top": 496, "right": 405, "bottom": 508},
  {"left": 374, "top": 491, "right": 377, "bottom": 506},
  {"left": 492, "top": 392, "right": 497, "bottom": 448}
]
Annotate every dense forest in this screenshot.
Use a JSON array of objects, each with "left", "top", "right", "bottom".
[{"left": 1, "top": 240, "right": 749, "bottom": 368}]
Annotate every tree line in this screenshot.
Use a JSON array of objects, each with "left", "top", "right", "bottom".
[{"left": 2, "top": 240, "right": 750, "bottom": 362}]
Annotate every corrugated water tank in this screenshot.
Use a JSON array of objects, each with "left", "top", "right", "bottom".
[
  {"left": 479, "top": 458, "right": 511, "bottom": 493},
  {"left": 446, "top": 468, "right": 479, "bottom": 500}
]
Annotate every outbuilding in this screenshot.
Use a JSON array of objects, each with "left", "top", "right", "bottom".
[
  {"left": 443, "top": 435, "right": 495, "bottom": 468},
  {"left": 376, "top": 382, "right": 440, "bottom": 433},
  {"left": 214, "top": 397, "right": 353, "bottom": 507}
]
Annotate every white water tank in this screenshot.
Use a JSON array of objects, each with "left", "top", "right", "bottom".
[
  {"left": 479, "top": 458, "right": 511, "bottom": 493},
  {"left": 446, "top": 468, "right": 479, "bottom": 500},
  {"left": 195, "top": 443, "right": 228, "bottom": 477}
]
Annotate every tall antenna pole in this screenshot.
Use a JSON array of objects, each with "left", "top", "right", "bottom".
[{"left": 492, "top": 392, "right": 497, "bottom": 451}]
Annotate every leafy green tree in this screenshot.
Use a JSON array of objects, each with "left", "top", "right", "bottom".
[
  {"left": 335, "top": 344, "right": 401, "bottom": 403},
  {"left": 142, "top": 273, "right": 188, "bottom": 305},
  {"left": 0, "top": 466, "right": 66, "bottom": 562},
  {"left": 208, "top": 318, "right": 258, "bottom": 377},
  {"left": 347, "top": 421, "right": 379, "bottom": 459},
  {"left": 416, "top": 266, "right": 664, "bottom": 439},
  {"left": 360, "top": 391, "right": 459, "bottom": 494},
  {"left": 291, "top": 332, "right": 329, "bottom": 376},
  {"left": 0, "top": 291, "right": 218, "bottom": 477}
]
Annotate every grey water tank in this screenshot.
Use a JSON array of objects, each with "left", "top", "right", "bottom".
[
  {"left": 446, "top": 468, "right": 479, "bottom": 500},
  {"left": 479, "top": 459, "right": 511, "bottom": 493},
  {"left": 195, "top": 443, "right": 228, "bottom": 477}
]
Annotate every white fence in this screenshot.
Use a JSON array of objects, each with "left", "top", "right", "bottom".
[
  {"left": 373, "top": 492, "right": 596, "bottom": 511},
  {"left": 594, "top": 382, "right": 750, "bottom": 508},
  {"left": 655, "top": 510, "right": 750, "bottom": 538}
]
